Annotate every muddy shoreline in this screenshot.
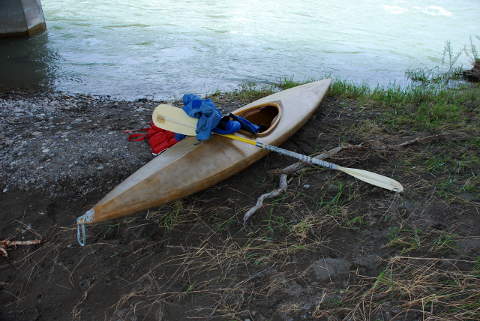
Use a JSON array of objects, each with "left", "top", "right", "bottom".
[{"left": 1, "top": 85, "right": 479, "bottom": 321}]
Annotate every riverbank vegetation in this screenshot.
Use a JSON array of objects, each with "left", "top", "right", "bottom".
[{"left": 191, "top": 70, "right": 479, "bottom": 320}]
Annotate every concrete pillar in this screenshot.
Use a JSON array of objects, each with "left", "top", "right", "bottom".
[{"left": 0, "top": 0, "right": 46, "bottom": 38}]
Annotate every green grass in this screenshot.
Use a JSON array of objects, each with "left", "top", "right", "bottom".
[
  {"left": 373, "top": 269, "right": 396, "bottom": 291},
  {"left": 387, "top": 102, "right": 463, "bottom": 130},
  {"left": 211, "top": 81, "right": 275, "bottom": 104},
  {"left": 274, "top": 77, "right": 307, "bottom": 90},
  {"left": 316, "top": 182, "right": 350, "bottom": 212},
  {"left": 346, "top": 215, "right": 366, "bottom": 229},
  {"left": 213, "top": 214, "right": 237, "bottom": 232},
  {"left": 387, "top": 226, "right": 423, "bottom": 254},
  {"left": 328, "top": 81, "right": 370, "bottom": 98},
  {"left": 405, "top": 66, "right": 463, "bottom": 84},
  {"left": 263, "top": 208, "right": 291, "bottom": 236},
  {"left": 214, "top": 77, "right": 310, "bottom": 103},
  {"left": 474, "top": 257, "right": 480, "bottom": 277},
  {"left": 156, "top": 200, "right": 184, "bottom": 231},
  {"left": 327, "top": 78, "right": 479, "bottom": 134},
  {"left": 406, "top": 41, "right": 464, "bottom": 85},
  {"left": 466, "top": 36, "right": 480, "bottom": 64},
  {"left": 386, "top": 225, "right": 461, "bottom": 255},
  {"left": 431, "top": 232, "right": 457, "bottom": 253},
  {"left": 424, "top": 155, "right": 449, "bottom": 174},
  {"left": 462, "top": 175, "right": 479, "bottom": 193}
]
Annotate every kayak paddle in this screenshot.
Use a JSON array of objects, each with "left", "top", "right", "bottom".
[{"left": 152, "top": 104, "right": 404, "bottom": 192}]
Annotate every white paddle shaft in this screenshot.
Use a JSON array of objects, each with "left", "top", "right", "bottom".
[{"left": 257, "top": 142, "right": 337, "bottom": 170}]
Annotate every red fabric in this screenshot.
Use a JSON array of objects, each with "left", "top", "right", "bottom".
[{"left": 126, "top": 122, "right": 178, "bottom": 155}]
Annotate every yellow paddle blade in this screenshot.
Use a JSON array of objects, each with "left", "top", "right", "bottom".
[
  {"left": 338, "top": 166, "right": 404, "bottom": 192},
  {"left": 152, "top": 104, "right": 197, "bottom": 136}
]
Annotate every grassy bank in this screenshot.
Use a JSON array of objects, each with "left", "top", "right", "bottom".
[{"left": 168, "top": 76, "right": 480, "bottom": 320}]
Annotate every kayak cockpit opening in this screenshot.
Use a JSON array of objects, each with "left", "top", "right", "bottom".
[{"left": 235, "top": 103, "right": 281, "bottom": 137}]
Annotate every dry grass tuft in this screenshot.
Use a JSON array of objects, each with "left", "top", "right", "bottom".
[{"left": 340, "top": 256, "right": 480, "bottom": 321}]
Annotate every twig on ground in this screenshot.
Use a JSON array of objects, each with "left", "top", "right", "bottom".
[
  {"left": 367, "top": 134, "right": 444, "bottom": 151},
  {"left": 243, "top": 174, "right": 288, "bottom": 224},
  {"left": 243, "top": 134, "right": 443, "bottom": 222},
  {"left": 0, "top": 239, "right": 42, "bottom": 257}
]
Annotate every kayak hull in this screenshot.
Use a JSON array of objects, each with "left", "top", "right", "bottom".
[{"left": 86, "top": 80, "right": 331, "bottom": 223}]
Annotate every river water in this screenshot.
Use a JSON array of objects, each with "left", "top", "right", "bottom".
[{"left": 1, "top": 0, "right": 478, "bottom": 99}]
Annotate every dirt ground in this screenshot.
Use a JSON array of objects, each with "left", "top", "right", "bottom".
[{"left": 1, "top": 87, "right": 479, "bottom": 321}]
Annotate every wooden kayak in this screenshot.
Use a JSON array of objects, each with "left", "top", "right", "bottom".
[{"left": 77, "top": 80, "right": 331, "bottom": 231}]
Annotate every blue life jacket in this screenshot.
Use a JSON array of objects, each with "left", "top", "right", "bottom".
[{"left": 180, "top": 94, "right": 260, "bottom": 140}]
